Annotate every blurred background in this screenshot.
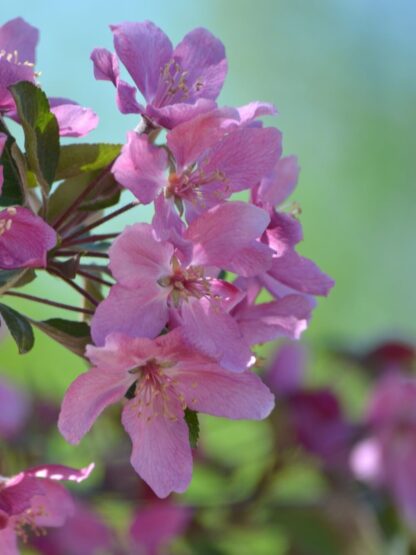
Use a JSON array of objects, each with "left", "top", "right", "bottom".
[{"left": 1, "top": 1, "right": 415, "bottom": 553}]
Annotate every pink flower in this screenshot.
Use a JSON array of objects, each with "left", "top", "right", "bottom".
[
  {"left": 252, "top": 156, "right": 334, "bottom": 297},
  {"left": 31, "top": 500, "right": 114, "bottom": 555},
  {"left": 130, "top": 500, "right": 191, "bottom": 555},
  {"left": 58, "top": 330, "right": 274, "bottom": 497},
  {"left": 0, "top": 132, "right": 7, "bottom": 194},
  {"left": 112, "top": 112, "right": 281, "bottom": 218},
  {"left": 91, "top": 21, "right": 227, "bottom": 129},
  {"left": 0, "top": 463, "right": 94, "bottom": 554},
  {"left": 0, "top": 17, "right": 98, "bottom": 137},
  {"left": 351, "top": 375, "right": 416, "bottom": 527},
  {"left": 0, "top": 378, "right": 30, "bottom": 440},
  {"left": 264, "top": 342, "right": 307, "bottom": 396},
  {"left": 91, "top": 201, "right": 273, "bottom": 371},
  {"left": 0, "top": 207, "right": 56, "bottom": 269}
]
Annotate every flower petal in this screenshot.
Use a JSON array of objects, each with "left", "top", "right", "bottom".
[
  {"left": 49, "top": 98, "right": 98, "bottom": 138},
  {"left": 112, "top": 134, "right": 167, "bottom": 204},
  {"left": 0, "top": 18, "right": 38, "bottom": 64},
  {"left": 91, "top": 284, "right": 169, "bottom": 346},
  {"left": 122, "top": 396, "right": 192, "bottom": 498},
  {"left": 111, "top": 21, "right": 173, "bottom": 102},
  {"left": 0, "top": 207, "right": 56, "bottom": 269}
]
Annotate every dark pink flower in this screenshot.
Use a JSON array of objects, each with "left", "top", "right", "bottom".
[
  {"left": 130, "top": 500, "right": 191, "bottom": 555},
  {"left": 58, "top": 330, "right": 274, "bottom": 497},
  {"left": 0, "top": 18, "right": 98, "bottom": 137},
  {"left": 0, "top": 378, "right": 30, "bottom": 440},
  {"left": 0, "top": 463, "right": 94, "bottom": 554},
  {"left": 31, "top": 500, "right": 114, "bottom": 555},
  {"left": 112, "top": 113, "right": 281, "bottom": 218},
  {"left": 91, "top": 201, "right": 273, "bottom": 371},
  {"left": 351, "top": 375, "right": 416, "bottom": 526},
  {"left": 91, "top": 21, "right": 227, "bottom": 129},
  {"left": 0, "top": 132, "right": 7, "bottom": 194},
  {"left": 0, "top": 207, "right": 56, "bottom": 269}
]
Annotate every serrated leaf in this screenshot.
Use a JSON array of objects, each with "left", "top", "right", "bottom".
[
  {"left": 0, "top": 120, "right": 25, "bottom": 207},
  {"left": 55, "top": 143, "right": 121, "bottom": 181},
  {"left": 184, "top": 408, "right": 200, "bottom": 449},
  {"left": 30, "top": 318, "right": 91, "bottom": 358},
  {"left": 0, "top": 303, "right": 34, "bottom": 354},
  {"left": 10, "top": 81, "right": 60, "bottom": 193}
]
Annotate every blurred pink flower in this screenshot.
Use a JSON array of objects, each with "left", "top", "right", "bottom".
[
  {"left": 351, "top": 375, "right": 416, "bottom": 526},
  {"left": 0, "top": 463, "right": 94, "bottom": 554},
  {"left": 264, "top": 342, "right": 307, "bottom": 396},
  {"left": 58, "top": 329, "right": 274, "bottom": 497},
  {"left": 91, "top": 21, "right": 227, "bottom": 129},
  {"left": 0, "top": 132, "right": 7, "bottom": 194},
  {"left": 0, "top": 378, "right": 30, "bottom": 440},
  {"left": 32, "top": 500, "right": 114, "bottom": 555},
  {"left": 130, "top": 500, "right": 191, "bottom": 555}
]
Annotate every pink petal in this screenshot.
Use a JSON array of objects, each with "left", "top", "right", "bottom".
[
  {"left": 172, "top": 27, "right": 227, "bottom": 102},
  {"left": 59, "top": 362, "right": 133, "bottom": 444},
  {"left": 174, "top": 359, "right": 275, "bottom": 420},
  {"left": 257, "top": 156, "right": 299, "bottom": 207},
  {"left": 167, "top": 108, "right": 236, "bottom": 169},
  {"left": 186, "top": 201, "right": 272, "bottom": 276},
  {"left": 236, "top": 101, "right": 277, "bottom": 124},
  {"left": 90, "top": 47, "right": 119, "bottom": 84},
  {"left": 199, "top": 126, "right": 282, "bottom": 200},
  {"left": 0, "top": 526, "right": 18, "bottom": 555},
  {"left": 265, "top": 342, "right": 306, "bottom": 396},
  {"left": 112, "top": 134, "right": 167, "bottom": 204},
  {"left": 0, "top": 378, "right": 30, "bottom": 439},
  {"left": 180, "top": 297, "right": 252, "bottom": 372},
  {"left": 131, "top": 502, "right": 191, "bottom": 552},
  {"left": 269, "top": 250, "right": 335, "bottom": 296},
  {"left": 116, "top": 79, "right": 143, "bottom": 114},
  {"left": 109, "top": 222, "right": 173, "bottom": 286},
  {"left": 49, "top": 99, "right": 99, "bottom": 138},
  {"left": 122, "top": 396, "right": 192, "bottom": 498},
  {"left": 31, "top": 481, "right": 74, "bottom": 528},
  {"left": 146, "top": 98, "right": 217, "bottom": 129},
  {"left": 0, "top": 18, "right": 38, "bottom": 64},
  {"left": 0, "top": 207, "right": 56, "bottom": 269},
  {"left": 91, "top": 283, "right": 169, "bottom": 346},
  {"left": 111, "top": 21, "right": 173, "bottom": 102},
  {"left": 26, "top": 464, "right": 95, "bottom": 483},
  {"left": 235, "top": 295, "right": 314, "bottom": 345},
  {"left": 350, "top": 438, "right": 383, "bottom": 485},
  {"left": 86, "top": 333, "right": 158, "bottom": 370}
]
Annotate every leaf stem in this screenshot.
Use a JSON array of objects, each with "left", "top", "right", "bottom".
[{"left": 3, "top": 291, "right": 94, "bottom": 315}]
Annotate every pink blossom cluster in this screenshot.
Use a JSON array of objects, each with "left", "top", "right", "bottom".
[{"left": 0, "top": 15, "right": 334, "bottom": 546}]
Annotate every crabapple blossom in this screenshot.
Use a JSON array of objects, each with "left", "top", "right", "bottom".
[
  {"left": 91, "top": 21, "right": 227, "bottom": 129},
  {"left": 58, "top": 330, "right": 274, "bottom": 497}
]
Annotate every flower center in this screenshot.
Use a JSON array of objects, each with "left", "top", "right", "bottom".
[
  {"left": 158, "top": 257, "right": 211, "bottom": 307},
  {"left": 14, "top": 506, "right": 47, "bottom": 543},
  {"left": 0, "top": 49, "right": 34, "bottom": 68},
  {"left": 0, "top": 206, "right": 16, "bottom": 237}
]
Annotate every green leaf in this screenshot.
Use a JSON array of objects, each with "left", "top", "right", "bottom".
[
  {"left": 0, "top": 120, "right": 25, "bottom": 207},
  {"left": 0, "top": 303, "right": 34, "bottom": 354},
  {"left": 30, "top": 318, "right": 91, "bottom": 358},
  {"left": 184, "top": 408, "right": 200, "bottom": 449},
  {"left": 0, "top": 268, "right": 36, "bottom": 295},
  {"left": 10, "top": 81, "right": 60, "bottom": 193},
  {"left": 55, "top": 143, "right": 122, "bottom": 181}
]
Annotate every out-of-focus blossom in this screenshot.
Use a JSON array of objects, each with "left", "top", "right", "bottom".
[
  {"left": 0, "top": 206, "right": 56, "bottom": 269},
  {"left": 58, "top": 330, "right": 274, "bottom": 497},
  {"left": 351, "top": 375, "right": 416, "bottom": 526},
  {"left": 0, "top": 132, "right": 7, "bottom": 194},
  {"left": 31, "top": 500, "right": 114, "bottom": 555},
  {"left": 112, "top": 114, "right": 281, "bottom": 218},
  {"left": 91, "top": 21, "right": 227, "bottom": 129},
  {"left": 265, "top": 343, "right": 352, "bottom": 467},
  {"left": 91, "top": 202, "right": 274, "bottom": 371},
  {"left": 0, "top": 378, "right": 30, "bottom": 440},
  {"left": 130, "top": 500, "right": 191, "bottom": 555},
  {"left": 0, "top": 17, "right": 98, "bottom": 137},
  {"left": 0, "top": 463, "right": 94, "bottom": 554}
]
